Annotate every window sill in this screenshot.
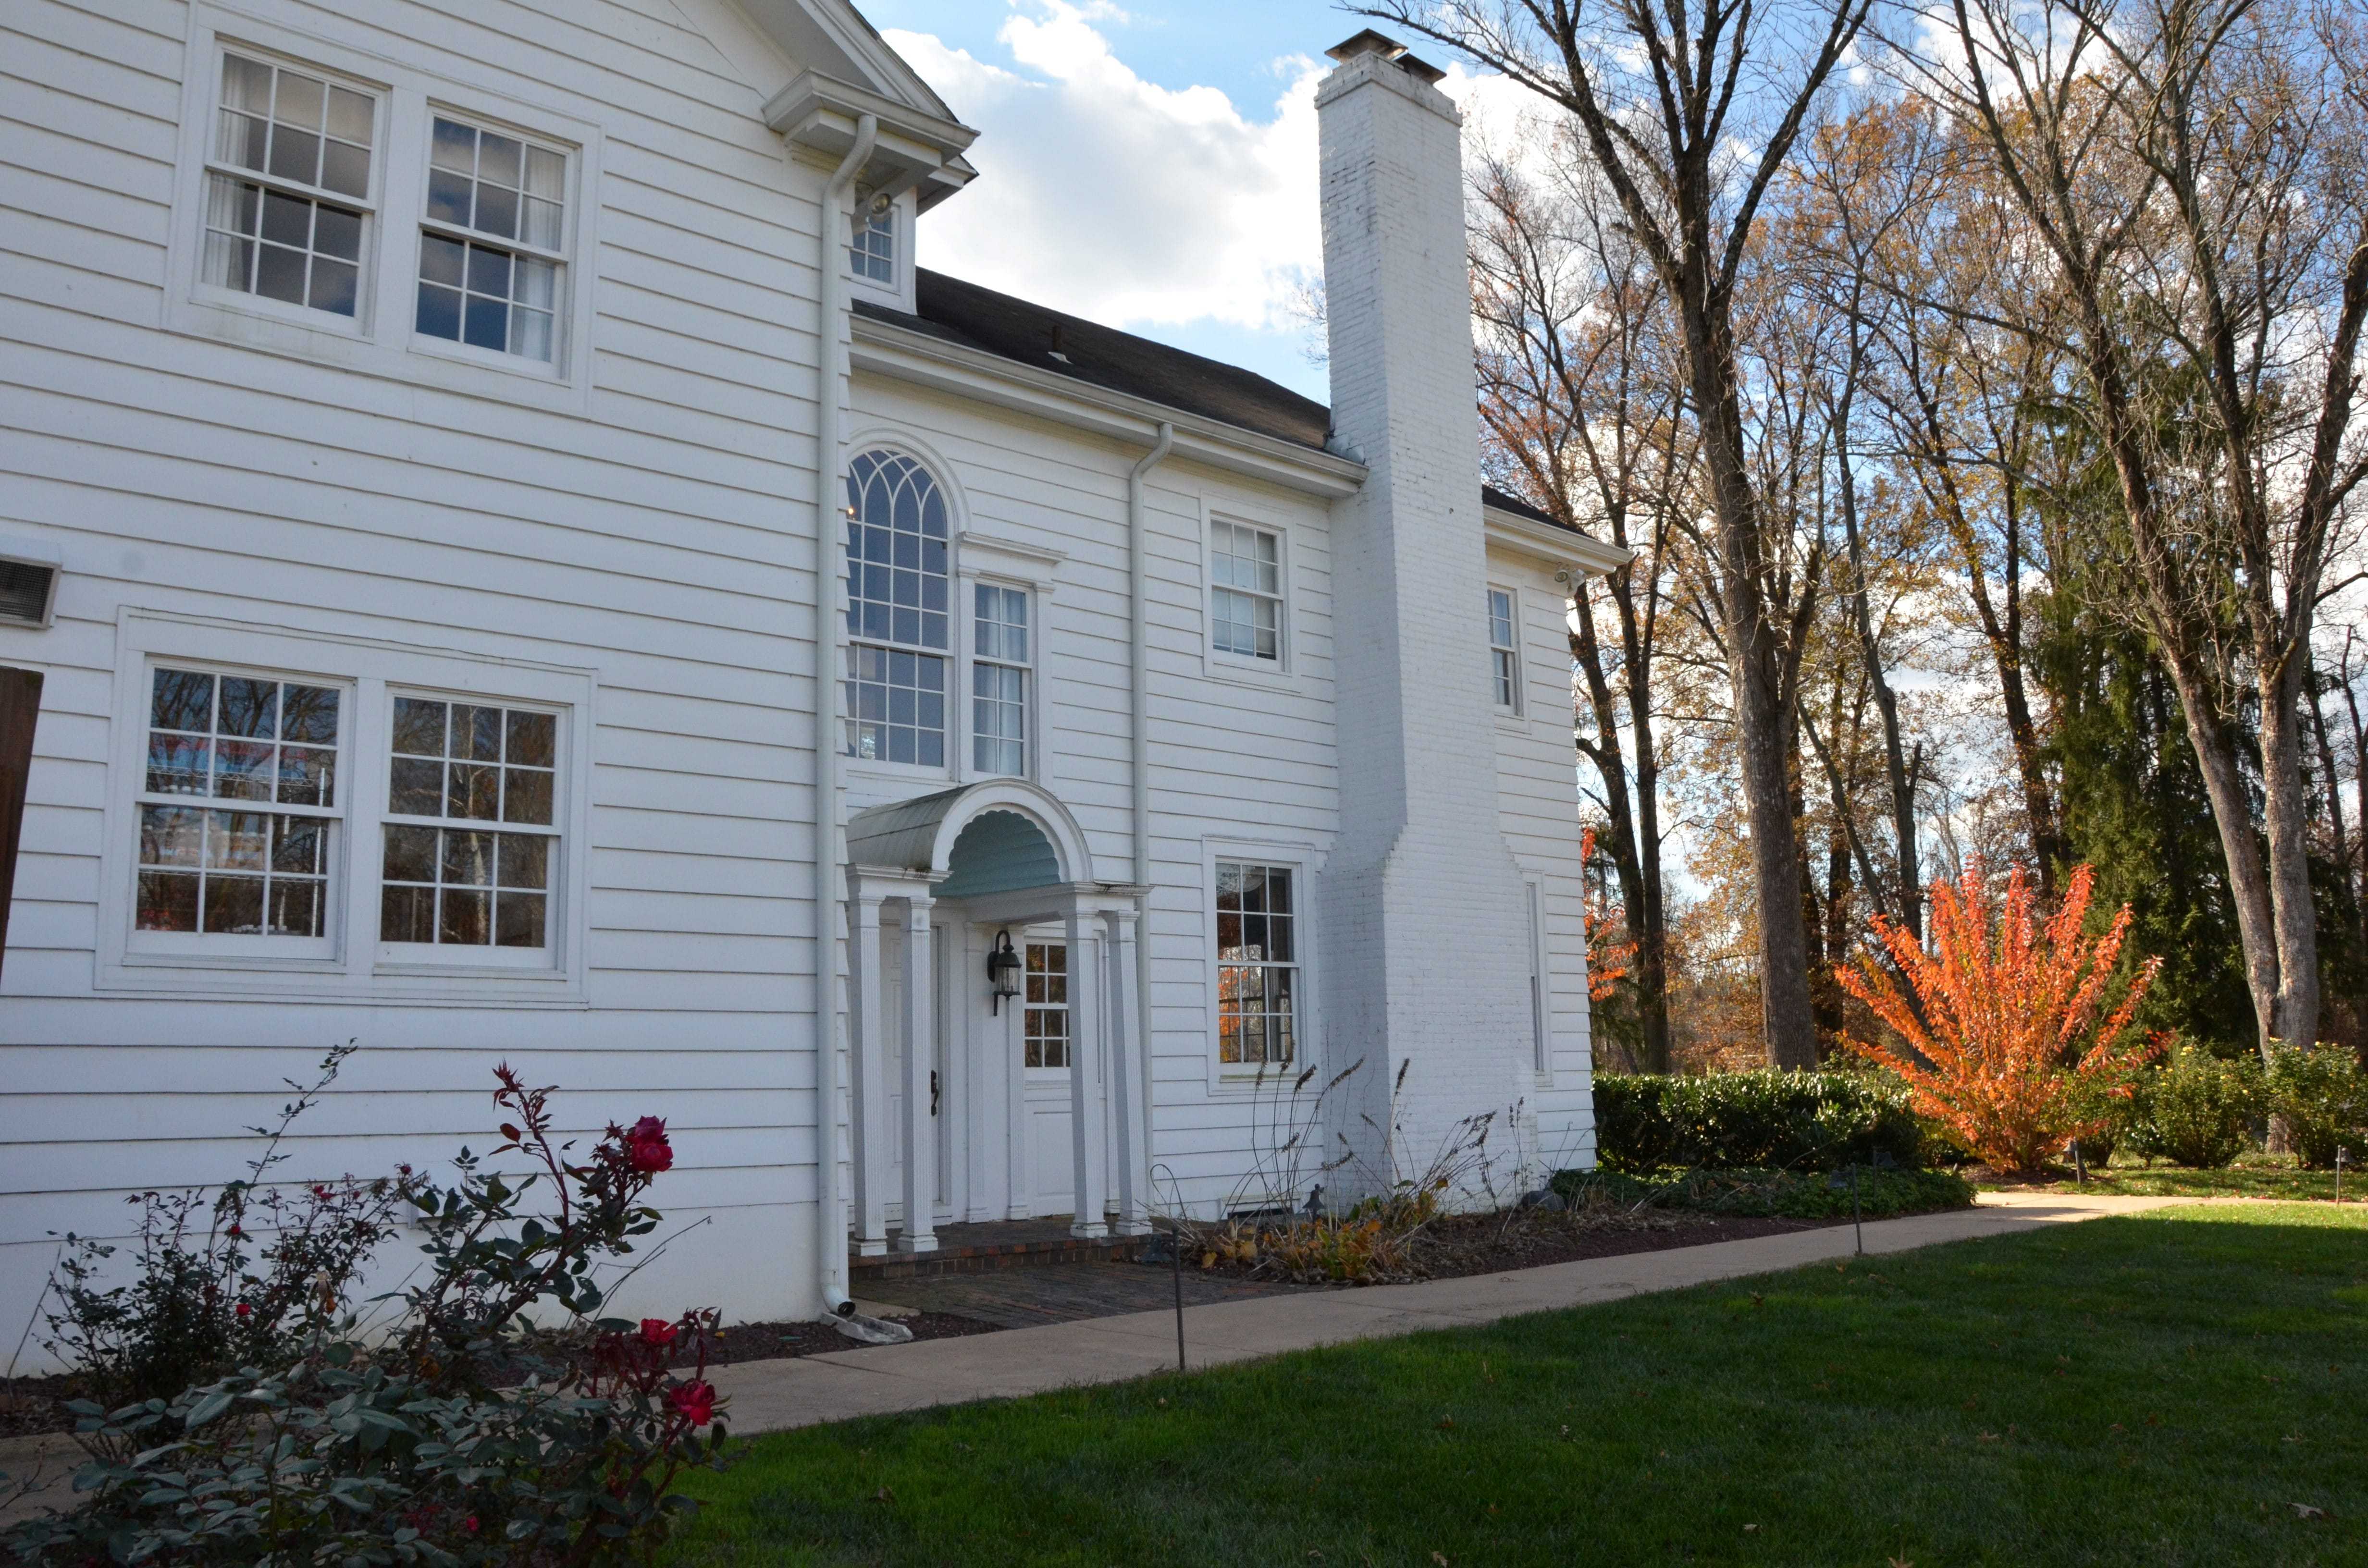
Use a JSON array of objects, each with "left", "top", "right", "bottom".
[
  {"left": 1200, "top": 654, "right": 1299, "bottom": 693},
  {"left": 407, "top": 331, "right": 568, "bottom": 386}
]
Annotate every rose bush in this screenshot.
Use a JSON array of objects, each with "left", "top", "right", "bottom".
[{"left": 4, "top": 1064, "right": 730, "bottom": 1567}]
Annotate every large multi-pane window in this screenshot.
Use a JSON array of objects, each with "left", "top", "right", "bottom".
[
  {"left": 973, "top": 584, "right": 1030, "bottom": 776},
  {"left": 416, "top": 116, "right": 567, "bottom": 362},
  {"left": 1210, "top": 521, "right": 1282, "bottom": 662},
  {"left": 201, "top": 53, "right": 375, "bottom": 318},
  {"left": 1024, "top": 941, "right": 1070, "bottom": 1069},
  {"left": 845, "top": 451, "right": 950, "bottom": 767},
  {"left": 380, "top": 696, "right": 559, "bottom": 949},
  {"left": 851, "top": 206, "right": 896, "bottom": 285},
  {"left": 1488, "top": 587, "right": 1520, "bottom": 710},
  {"left": 136, "top": 668, "right": 342, "bottom": 938},
  {"left": 1216, "top": 861, "right": 1297, "bottom": 1066}
]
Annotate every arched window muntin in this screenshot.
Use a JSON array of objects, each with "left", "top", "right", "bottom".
[{"left": 844, "top": 449, "right": 951, "bottom": 768}]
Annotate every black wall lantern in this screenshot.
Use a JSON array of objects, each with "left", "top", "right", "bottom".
[{"left": 987, "top": 930, "right": 1023, "bottom": 1015}]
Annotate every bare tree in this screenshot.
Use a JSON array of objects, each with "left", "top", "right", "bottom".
[
  {"left": 1353, "top": 0, "right": 1874, "bottom": 1067},
  {"left": 1471, "top": 137, "right": 1694, "bottom": 1071},
  {"left": 1904, "top": 0, "right": 2368, "bottom": 1054}
]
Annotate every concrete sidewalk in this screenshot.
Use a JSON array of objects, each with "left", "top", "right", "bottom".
[
  {"left": 0, "top": 1192, "right": 2184, "bottom": 1520},
  {"left": 711, "top": 1191, "right": 2183, "bottom": 1436}
]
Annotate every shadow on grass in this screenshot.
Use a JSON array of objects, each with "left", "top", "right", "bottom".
[{"left": 667, "top": 1205, "right": 2368, "bottom": 1568}]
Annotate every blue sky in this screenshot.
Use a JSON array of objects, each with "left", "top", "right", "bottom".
[{"left": 858, "top": 1, "right": 1392, "bottom": 402}]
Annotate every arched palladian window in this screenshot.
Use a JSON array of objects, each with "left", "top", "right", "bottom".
[{"left": 844, "top": 450, "right": 950, "bottom": 766}]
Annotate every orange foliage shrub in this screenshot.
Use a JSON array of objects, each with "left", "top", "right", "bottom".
[
  {"left": 1579, "top": 826, "right": 1637, "bottom": 1004},
  {"left": 1836, "top": 860, "right": 2163, "bottom": 1172}
]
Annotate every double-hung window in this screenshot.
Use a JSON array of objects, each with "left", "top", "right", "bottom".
[
  {"left": 381, "top": 697, "right": 560, "bottom": 952},
  {"left": 973, "top": 585, "right": 1030, "bottom": 777},
  {"left": 851, "top": 205, "right": 896, "bottom": 285},
  {"left": 201, "top": 53, "right": 376, "bottom": 318},
  {"left": 1216, "top": 861, "right": 1298, "bottom": 1066},
  {"left": 136, "top": 668, "right": 343, "bottom": 945},
  {"left": 1210, "top": 521, "right": 1283, "bottom": 662},
  {"left": 1488, "top": 587, "right": 1521, "bottom": 711},
  {"left": 416, "top": 116, "right": 567, "bottom": 363},
  {"left": 845, "top": 451, "right": 950, "bottom": 768}
]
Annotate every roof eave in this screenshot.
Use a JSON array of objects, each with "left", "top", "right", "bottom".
[
  {"left": 765, "top": 70, "right": 979, "bottom": 208},
  {"left": 850, "top": 314, "right": 1369, "bottom": 499},
  {"left": 1483, "top": 506, "right": 1633, "bottom": 576}
]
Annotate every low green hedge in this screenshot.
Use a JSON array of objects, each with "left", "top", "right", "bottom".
[
  {"left": 1592, "top": 1070, "right": 1930, "bottom": 1174},
  {"left": 1553, "top": 1165, "right": 1977, "bottom": 1220}
]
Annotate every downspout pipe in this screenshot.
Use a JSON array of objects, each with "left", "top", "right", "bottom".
[
  {"left": 1128, "top": 421, "right": 1173, "bottom": 1221},
  {"left": 814, "top": 112, "right": 876, "bottom": 1322}
]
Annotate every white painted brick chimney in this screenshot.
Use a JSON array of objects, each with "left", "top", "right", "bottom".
[{"left": 1314, "top": 33, "right": 1538, "bottom": 1197}]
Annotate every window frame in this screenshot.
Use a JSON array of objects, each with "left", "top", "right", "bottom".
[
  {"left": 129, "top": 663, "right": 352, "bottom": 963},
  {"left": 374, "top": 691, "right": 567, "bottom": 971},
  {"left": 191, "top": 44, "right": 385, "bottom": 335},
  {"left": 408, "top": 109, "right": 575, "bottom": 374},
  {"left": 1206, "top": 516, "right": 1287, "bottom": 669},
  {"left": 1488, "top": 584, "right": 1523, "bottom": 715},
  {"left": 1197, "top": 505, "right": 1299, "bottom": 687},
  {"left": 845, "top": 191, "right": 916, "bottom": 312},
  {"left": 1021, "top": 938, "right": 1071, "bottom": 1072},
  {"left": 967, "top": 579, "right": 1033, "bottom": 780},
  {"left": 1201, "top": 840, "right": 1321, "bottom": 1087},
  {"left": 99, "top": 612, "right": 594, "bottom": 1003},
  {"left": 162, "top": 9, "right": 602, "bottom": 412},
  {"left": 843, "top": 448, "right": 957, "bottom": 777}
]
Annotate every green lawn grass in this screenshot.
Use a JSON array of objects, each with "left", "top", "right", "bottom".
[
  {"left": 668, "top": 1205, "right": 2368, "bottom": 1567},
  {"left": 1989, "top": 1153, "right": 2359, "bottom": 1202}
]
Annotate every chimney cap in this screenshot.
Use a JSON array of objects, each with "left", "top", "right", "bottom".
[
  {"left": 1394, "top": 49, "right": 1448, "bottom": 85},
  {"left": 1326, "top": 28, "right": 1406, "bottom": 63}
]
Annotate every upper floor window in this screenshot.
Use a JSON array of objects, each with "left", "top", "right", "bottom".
[
  {"left": 137, "top": 668, "right": 343, "bottom": 942},
  {"left": 973, "top": 584, "right": 1030, "bottom": 777},
  {"left": 845, "top": 451, "right": 950, "bottom": 767},
  {"left": 1210, "top": 520, "right": 1282, "bottom": 663},
  {"left": 851, "top": 205, "right": 896, "bottom": 285},
  {"left": 416, "top": 117, "right": 567, "bottom": 363},
  {"left": 202, "top": 53, "right": 376, "bottom": 318},
  {"left": 1488, "top": 587, "right": 1520, "bottom": 711},
  {"left": 1216, "top": 861, "right": 1297, "bottom": 1067}
]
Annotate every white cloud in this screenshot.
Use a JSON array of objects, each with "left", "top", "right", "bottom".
[{"left": 888, "top": 4, "right": 1327, "bottom": 332}]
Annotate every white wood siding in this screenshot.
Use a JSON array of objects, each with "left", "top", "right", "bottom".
[
  {"left": 1486, "top": 546, "right": 1597, "bottom": 1172},
  {"left": 0, "top": 0, "right": 836, "bottom": 1352}
]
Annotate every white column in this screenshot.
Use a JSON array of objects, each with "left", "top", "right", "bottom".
[
  {"left": 848, "top": 886, "right": 890, "bottom": 1256},
  {"left": 1104, "top": 906, "right": 1150, "bottom": 1234},
  {"left": 897, "top": 892, "right": 939, "bottom": 1253},
  {"left": 1063, "top": 900, "right": 1107, "bottom": 1237}
]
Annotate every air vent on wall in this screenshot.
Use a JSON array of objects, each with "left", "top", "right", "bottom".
[{"left": 0, "top": 546, "right": 58, "bottom": 629}]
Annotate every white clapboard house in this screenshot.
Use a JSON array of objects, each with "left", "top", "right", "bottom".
[{"left": 0, "top": 2, "right": 1625, "bottom": 1348}]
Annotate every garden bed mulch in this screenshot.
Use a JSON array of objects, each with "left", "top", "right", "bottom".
[
  {"left": 1176, "top": 1205, "right": 1854, "bottom": 1292},
  {"left": 0, "top": 1312, "right": 1007, "bottom": 1442}
]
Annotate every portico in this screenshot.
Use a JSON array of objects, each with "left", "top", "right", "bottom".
[{"left": 842, "top": 780, "right": 1150, "bottom": 1256}]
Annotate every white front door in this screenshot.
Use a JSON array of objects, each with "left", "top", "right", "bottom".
[{"left": 1020, "top": 935, "right": 1075, "bottom": 1216}]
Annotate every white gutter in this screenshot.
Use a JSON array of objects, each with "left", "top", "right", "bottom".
[
  {"left": 813, "top": 112, "right": 876, "bottom": 1322},
  {"left": 1126, "top": 423, "right": 1172, "bottom": 1226}
]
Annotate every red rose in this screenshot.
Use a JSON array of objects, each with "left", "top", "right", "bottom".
[
  {"left": 625, "top": 1116, "right": 673, "bottom": 1174},
  {"left": 464, "top": 1515, "right": 479, "bottom": 1534},
  {"left": 639, "top": 1318, "right": 680, "bottom": 1349},
  {"left": 666, "top": 1379, "right": 717, "bottom": 1427},
  {"left": 225, "top": 1224, "right": 243, "bottom": 1238},
  {"left": 235, "top": 1302, "right": 252, "bottom": 1319}
]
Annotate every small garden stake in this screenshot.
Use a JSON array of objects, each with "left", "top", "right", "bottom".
[
  {"left": 2338, "top": 1148, "right": 2346, "bottom": 1205},
  {"left": 1852, "top": 1163, "right": 1863, "bottom": 1255}
]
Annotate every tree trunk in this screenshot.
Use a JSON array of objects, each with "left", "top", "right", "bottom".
[
  {"left": 2258, "top": 652, "right": 2322, "bottom": 1049},
  {"left": 1690, "top": 316, "right": 1820, "bottom": 1070}
]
